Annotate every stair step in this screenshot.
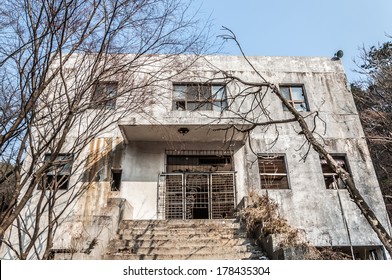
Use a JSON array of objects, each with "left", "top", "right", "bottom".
[
  {"left": 103, "top": 219, "right": 262, "bottom": 260},
  {"left": 108, "top": 238, "right": 249, "bottom": 248},
  {"left": 118, "top": 232, "right": 247, "bottom": 240},
  {"left": 103, "top": 252, "right": 255, "bottom": 260},
  {"left": 107, "top": 244, "right": 250, "bottom": 255},
  {"left": 118, "top": 227, "right": 243, "bottom": 236},
  {"left": 120, "top": 218, "right": 237, "bottom": 224},
  {"left": 119, "top": 219, "right": 241, "bottom": 230}
]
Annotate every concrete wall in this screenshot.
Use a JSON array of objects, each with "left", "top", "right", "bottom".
[
  {"left": 54, "top": 55, "right": 392, "bottom": 251},
  {"left": 112, "top": 55, "right": 389, "bottom": 251},
  {"left": 2, "top": 54, "right": 390, "bottom": 259}
]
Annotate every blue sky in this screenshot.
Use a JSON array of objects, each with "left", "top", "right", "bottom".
[{"left": 194, "top": 0, "right": 392, "bottom": 82}]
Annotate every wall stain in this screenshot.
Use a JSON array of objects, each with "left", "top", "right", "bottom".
[{"left": 82, "top": 138, "right": 113, "bottom": 223}]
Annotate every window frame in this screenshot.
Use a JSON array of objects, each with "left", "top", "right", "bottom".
[
  {"left": 90, "top": 81, "right": 118, "bottom": 109},
  {"left": 40, "top": 153, "right": 74, "bottom": 190},
  {"left": 172, "top": 83, "right": 227, "bottom": 112},
  {"left": 279, "top": 84, "right": 309, "bottom": 112},
  {"left": 258, "top": 154, "right": 290, "bottom": 190},
  {"left": 320, "top": 155, "right": 352, "bottom": 190}
]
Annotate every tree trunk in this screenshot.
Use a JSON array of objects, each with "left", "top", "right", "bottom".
[{"left": 269, "top": 84, "right": 392, "bottom": 257}]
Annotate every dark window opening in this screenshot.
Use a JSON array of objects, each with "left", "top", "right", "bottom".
[
  {"left": 91, "top": 82, "right": 118, "bottom": 109},
  {"left": 258, "top": 155, "right": 289, "bottom": 189},
  {"left": 0, "top": 166, "right": 14, "bottom": 213},
  {"left": 320, "top": 156, "right": 350, "bottom": 189},
  {"left": 167, "top": 155, "right": 232, "bottom": 173},
  {"left": 172, "top": 84, "right": 227, "bottom": 112},
  {"left": 0, "top": 196, "right": 10, "bottom": 213},
  {"left": 199, "top": 157, "right": 231, "bottom": 165},
  {"left": 111, "top": 169, "right": 122, "bottom": 191},
  {"left": 44, "top": 175, "right": 70, "bottom": 190},
  {"left": 280, "top": 85, "right": 309, "bottom": 112},
  {"left": 40, "top": 154, "right": 73, "bottom": 190}
]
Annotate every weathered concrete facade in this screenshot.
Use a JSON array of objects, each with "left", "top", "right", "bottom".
[{"left": 2, "top": 55, "right": 390, "bottom": 259}]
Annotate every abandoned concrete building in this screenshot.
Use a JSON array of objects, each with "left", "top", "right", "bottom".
[{"left": 1, "top": 54, "right": 391, "bottom": 260}]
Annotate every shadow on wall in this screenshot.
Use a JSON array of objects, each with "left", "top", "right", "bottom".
[{"left": 82, "top": 138, "right": 124, "bottom": 186}]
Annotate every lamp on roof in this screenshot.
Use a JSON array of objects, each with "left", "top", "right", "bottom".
[{"left": 334, "top": 50, "right": 344, "bottom": 60}]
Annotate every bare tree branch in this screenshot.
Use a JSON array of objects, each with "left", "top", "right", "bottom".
[
  {"left": 0, "top": 0, "right": 209, "bottom": 259},
  {"left": 212, "top": 27, "right": 392, "bottom": 256}
]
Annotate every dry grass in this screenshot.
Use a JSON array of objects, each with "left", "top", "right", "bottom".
[
  {"left": 306, "top": 247, "right": 352, "bottom": 260},
  {"left": 240, "top": 191, "right": 352, "bottom": 260},
  {"left": 241, "top": 192, "right": 300, "bottom": 246}
]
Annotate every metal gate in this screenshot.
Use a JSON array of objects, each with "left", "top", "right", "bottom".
[{"left": 157, "top": 172, "right": 236, "bottom": 219}]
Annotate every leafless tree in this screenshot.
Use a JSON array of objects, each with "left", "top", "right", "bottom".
[
  {"left": 208, "top": 27, "right": 392, "bottom": 256},
  {"left": 352, "top": 39, "right": 392, "bottom": 226},
  {"left": 0, "top": 0, "right": 209, "bottom": 259}
]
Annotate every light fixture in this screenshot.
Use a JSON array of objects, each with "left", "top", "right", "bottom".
[
  {"left": 177, "top": 127, "right": 189, "bottom": 135},
  {"left": 334, "top": 50, "right": 344, "bottom": 60}
]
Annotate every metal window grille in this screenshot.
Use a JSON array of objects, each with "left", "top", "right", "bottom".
[{"left": 158, "top": 172, "right": 236, "bottom": 220}]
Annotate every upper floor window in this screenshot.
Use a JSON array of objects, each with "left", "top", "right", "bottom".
[
  {"left": 258, "top": 155, "right": 289, "bottom": 189},
  {"left": 41, "top": 154, "right": 74, "bottom": 190},
  {"left": 172, "top": 83, "right": 227, "bottom": 111},
  {"left": 320, "top": 155, "right": 350, "bottom": 189},
  {"left": 280, "top": 85, "right": 309, "bottom": 112},
  {"left": 91, "top": 82, "right": 118, "bottom": 109}
]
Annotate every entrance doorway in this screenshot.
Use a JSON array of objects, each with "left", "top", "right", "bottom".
[
  {"left": 158, "top": 151, "right": 236, "bottom": 220},
  {"left": 186, "top": 173, "right": 209, "bottom": 219}
]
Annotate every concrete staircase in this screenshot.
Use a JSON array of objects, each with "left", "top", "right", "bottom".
[{"left": 103, "top": 219, "right": 264, "bottom": 260}]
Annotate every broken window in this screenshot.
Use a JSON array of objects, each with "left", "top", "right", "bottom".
[
  {"left": 91, "top": 82, "right": 118, "bottom": 109},
  {"left": 172, "top": 83, "right": 227, "bottom": 111},
  {"left": 167, "top": 155, "right": 232, "bottom": 173},
  {"left": 258, "top": 155, "right": 289, "bottom": 189},
  {"left": 41, "top": 154, "right": 73, "bottom": 190},
  {"left": 320, "top": 156, "right": 350, "bottom": 189},
  {"left": 110, "top": 169, "right": 122, "bottom": 191},
  {"left": 280, "top": 85, "right": 309, "bottom": 112}
]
